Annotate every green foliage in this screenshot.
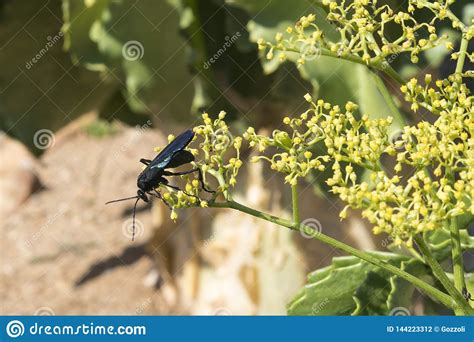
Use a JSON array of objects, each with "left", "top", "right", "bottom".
[
  {"left": 233, "top": 0, "right": 405, "bottom": 127},
  {"left": 0, "top": 0, "right": 110, "bottom": 153},
  {"left": 426, "top": 228, "right": 474, "bottom": 262},
  {"left": 84, "top": 118, "right": 119, "bottom": 138},
  {"left": 287, "top": 254, "right": 428, "bottom": 315},
  {"left": 62, "top": 0, "right": 194, "bottom": 119}
]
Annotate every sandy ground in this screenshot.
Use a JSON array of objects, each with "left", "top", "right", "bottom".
[{"left": 1, "top": 124, "right": 175, "bottom": 315}]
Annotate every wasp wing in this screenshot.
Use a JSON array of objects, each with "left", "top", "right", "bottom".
[
  {"left": 149, "top": 129, "right": 195, "bottom": 170},
  {"left": 165, "top": 150, "right": 195, "bottom": 168}
]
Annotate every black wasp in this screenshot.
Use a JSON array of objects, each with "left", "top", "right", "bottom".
[{"left": 106, "top": 129, "right": 213, "bottom": 240}]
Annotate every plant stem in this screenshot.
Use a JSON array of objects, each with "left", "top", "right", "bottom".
[
  {"left": 285, "top": 47, "right": 405, "bottom": 85},
  {"left": 429, "top": 37, "right": 472, "bottom": 313},
  {"left": 449, "top": 217, "right": 467, "bottom": 294},
  {"left": 291, "top": 184, "right": 300, "bottom": 223},
  {"left": 209, "top": 199, "right": 457, "bottom": 310},
  {"left": 414, "top": 236, "right": 472, "bottom": 315},
  {"left": 455, "top": 37, "right": 469, "bottom": 74},
  {"left": 371, "top": 71, "right": 406, "bottom": 124}
]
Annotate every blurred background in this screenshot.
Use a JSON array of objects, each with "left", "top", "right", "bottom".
[{"left": 0, "top": 0, "right": 472, "bottom": 315}]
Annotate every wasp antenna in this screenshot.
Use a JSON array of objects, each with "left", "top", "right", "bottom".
[
  {"left": 132, "top": 197, "right": 140, "bottom": 241},
  {"left": 105, "top": 196, "right": 139, "bottom": 205}
]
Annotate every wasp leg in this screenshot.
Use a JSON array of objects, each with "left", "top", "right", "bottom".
[
  {"left": 148, "top": 190, "right": 172, "bottom": 210},
  {"left": 163, "top": 168, "right": 215, "bottom": 194},
  {"left": 140, "top": 158, "right": 152, "bottom": 165}
]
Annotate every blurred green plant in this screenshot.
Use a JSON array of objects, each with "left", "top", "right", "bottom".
[
  {"left": 84, "top": 118, "right": 119, "bottom": 138},
  {"left": 3, "top": 0, "right": 467, "bottom": 151}
]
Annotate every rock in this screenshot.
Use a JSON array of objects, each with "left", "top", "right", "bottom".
[{"left": 0, "top": 132, "right": 39, "bottom": 220}]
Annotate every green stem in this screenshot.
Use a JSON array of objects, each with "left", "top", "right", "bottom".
[
  {"left": 455, "top": 37, "right": 469, "bottom": 74},
  {"left": 449, "top": 217, "right": 467, "bottom": 294},
  {"left": 291, "top": 184, "right": 300, "bottom": 223},
  {"left": 209, "top": 199, "right": 456, "bottom": 310},
  {"left": 285, "top": 47, "right": 405, "bottom": 85},
  {"left": 371, "top": 71, "right": 406, "bottom": 123},
  {"left": 417, "top": 1, "right": 465, "bottom": 30},
  {"left": 414, "top": 236, "right": 472, "bottom": 315}
]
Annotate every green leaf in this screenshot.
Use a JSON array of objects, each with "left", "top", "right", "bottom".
[
  {"left": 288, "top": 259, "right": 376, "bottom": 315},
  {"left": 63, "top": 0, "right": 195, "bottom": 119},
  {"left": 231, "top": 1, "right": 338, "bottom": 74},
  {"left": 457, "top": 214, "right": 474, "bottom": 230},
  {"left": 232, "top": 0, "right": 405, "bottom": 128},
  {"left": 287, "top": 253, "right": 422, "bottom": 316},
  {"left": 353, "top": 258, "right": 428, "bottom": 315},
  {"left": 352, "top": 269, "right": 391, "bottom": 315},
  {"left": 62, "top": 0, "right": 111, "bottom": 68},
  {"left": 0, "top": 0, "right": 112, "bottom": 152},
  {"left": 425, "top": 227, "right": 474, "bottom": 262},
  {"left": 463, "top": 4, "right": 474, "bottom": 27},
  {"left": 387, "top": 259, "right": 429, "bottom": 312}
]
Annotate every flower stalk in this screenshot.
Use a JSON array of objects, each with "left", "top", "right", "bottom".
[
  {"left": 209, "top": 199, "right": 458, "bottom": 311},
  {"left": 291, "top": 184, "right": 300, "bottom": 223},
  {"left": 448, "top": 218, "right": 467, "bottom": 295},
  {"left": 414, "top": 236, "right": 472, "bottom": 315}
]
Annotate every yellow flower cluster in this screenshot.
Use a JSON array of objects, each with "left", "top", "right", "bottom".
[
  {"left": 399, "top": 74, "right": 472, "bottom": 170},
  {"left": 160, "top": 111, "right": 243, "bottom": 220},
  {"left": 245, "top": 83, "right": 473, "bottom": 246},
  {"left": 193, "top": 111, "right": 243, "bottom": 192},
  {"left": 409, "top": 0, "right": 465, "bottom": 30},
  {"left": 257, "top": 0, "right": 452, "bottom": 67},
  {"left": 243, "top": 96, "right": 332, "bottom": 186},
  {"left": 244, "top": 94, "right": 391, "bottom": 185},
  {"left": 327, "top": 74, "right": 473, "bottom": 245}
]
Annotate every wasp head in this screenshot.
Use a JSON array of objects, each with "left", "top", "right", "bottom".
[{"left": 137, "top": 189, "right": 149, "bottom": 202}]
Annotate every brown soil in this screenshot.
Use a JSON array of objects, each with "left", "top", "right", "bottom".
[{"left": 1, "top": 123, "right": 173, "bottom": 315}]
